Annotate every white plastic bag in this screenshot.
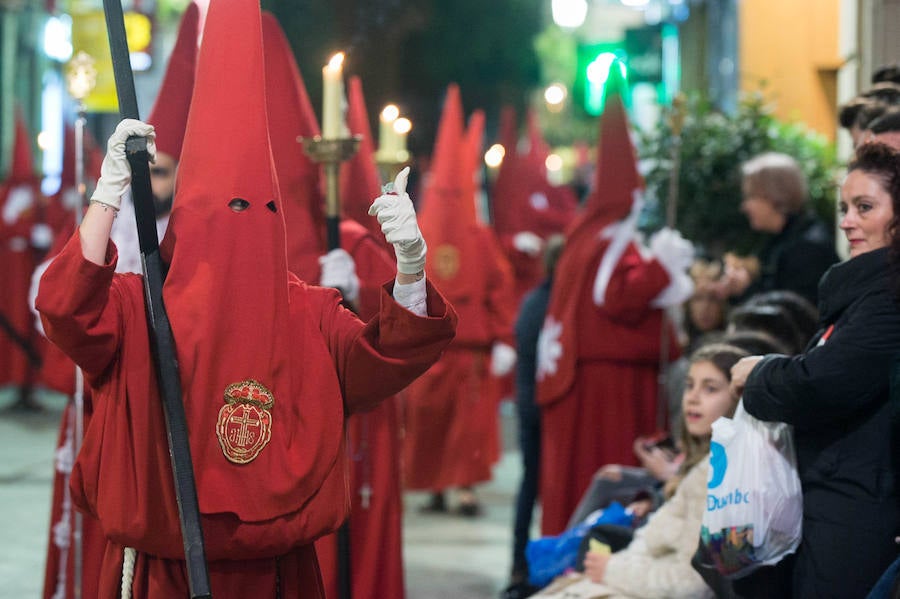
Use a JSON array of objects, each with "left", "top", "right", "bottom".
[{"left": 698, "top": 401, "right": 802, "bottom": 578}]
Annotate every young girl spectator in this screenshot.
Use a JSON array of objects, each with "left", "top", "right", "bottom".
[{"left": 567, "top": 343, "right": 747, "bottom": 599}]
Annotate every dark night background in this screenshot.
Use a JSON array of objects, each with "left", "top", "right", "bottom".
[{"left": 260, "top": 0, "right": 544, "bottom": 157}]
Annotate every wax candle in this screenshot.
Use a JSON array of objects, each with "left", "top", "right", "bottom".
[
  {"left": 393, "top": 117, "right": 412, "bottom": 155},
  {"left": 322, "top": 53, "right": 345, "bottom": 139},
  {"left": 379, "top": 104, "right": 399, "bottom": 155}
]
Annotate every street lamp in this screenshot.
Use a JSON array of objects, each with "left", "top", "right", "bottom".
[
  {"left": 551, "top": 0, "right": 588, "bottom": 29},
  {"left": 544, "top": 83, "right": 567, "bottom": 112}
]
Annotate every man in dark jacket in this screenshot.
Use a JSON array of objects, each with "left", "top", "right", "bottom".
[{"left": 502, "top": 234, "right": 564, "bottom": 599}]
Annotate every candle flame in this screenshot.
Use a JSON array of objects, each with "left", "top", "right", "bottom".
[
  {"left": 381, "top": 104, "right": 399, "bottom": 122},
  {"left": 485, "top": 144, "right": 505, "bottom": 168},
  {"left": 327, "top": 52, "right": 345, "bottom": 71},
  {"left": 393, "top": 117, "right": 412, "bottom": 135}
]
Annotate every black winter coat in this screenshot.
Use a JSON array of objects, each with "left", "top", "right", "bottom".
[
  {"left": 743, "top": 247, "right": 900, "bottom": 598},
  {"left": 747, "top": 211, "right": 839, "bottom": 306}
]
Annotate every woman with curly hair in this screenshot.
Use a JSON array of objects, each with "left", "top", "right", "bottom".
[{"left": 732, "top": 142, "right": 900, "bottom": 598}]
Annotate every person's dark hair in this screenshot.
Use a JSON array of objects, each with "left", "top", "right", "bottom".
[
  {"left": 727, "top": 304, "right": 804, "bottom": 355},
  {"left": 873, "top": 64, "right": 900, "bottom": 85},
  {"left": 666, "top": 342, "right": 748, "bottom": 498},
  {"left": 855, "top": 101, "right": 889, "bottom": 131},
  {"left": 743, "top": 290, "right": 819, "bottom": 349},
  {"left": 868, "top": 106, "right": 900, "bottom": 134},
  {"left": 848, "top": 142, "right": 900, "bottom": 300},
  {"left": 860, "top": 82, "right": 900, "bottom": 105},
  {"left": 839, "top": 97, "right": 877, "bottom": 129},
  {"left": 741, "top": 152, "right": 808, "bottom": 214},
  {"left": 543, "top": 234, "right": 565, "bottom": 279},
  {"left": 688, "top": 343, "right": 749, "bottom": 384},
  {"left": 719, "top": 329, "right": 792, "bottom": 356}
]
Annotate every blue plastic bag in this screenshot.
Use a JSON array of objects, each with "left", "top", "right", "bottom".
[{"left": 526, "top": 501, "right": 632, "bottom": 587}]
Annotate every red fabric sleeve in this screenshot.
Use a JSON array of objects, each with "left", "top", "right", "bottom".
[
  {"left": 602, "top": 244, "right": 671, "bottom": 326},
  {"left": 313, "top": 280, "right": 457, "bottom": 414},
  {"left": 35, "top": 230, "right": 126, "bottom": 377},
  {"left": 349, "top": 233, "right": 397, "bottom": 321},
  {"left": 484, "top": 231, "right": 518, "bottom": 346}
]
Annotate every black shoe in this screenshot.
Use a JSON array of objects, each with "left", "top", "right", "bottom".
[
  {"left": 418, "top": 492, "right": 448, "bottom": 513},
  {"left": 455, "top": 500, "right": 483, "bottom": 517},
  {"left": 8, "top": 395, "right": 43, "bottom": 413},
  {"left": 500, "top": 581, "right": 539, "bottom": 599}
]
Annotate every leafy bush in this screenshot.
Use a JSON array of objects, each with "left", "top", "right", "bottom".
[{"left": 638, "top": 92, "right": 838, "bottom": 256}]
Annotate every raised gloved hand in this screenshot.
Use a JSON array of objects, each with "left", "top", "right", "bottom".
[
  {"left": 649, "top": 227, "right": 695, "bottom": 308},
  {"left": 649, "top": 227, "right": 694, "bottom": 273},
  {"left": 30, "top": 223, "right": 53, "bottom": 250},
  {"left": 368, "top": 166, "right": 426, "bottom": 275},
  {"left": 91, "top": 119, "right": 156, "bottom": 212},
  {"left": 319, "top": 248, "right": 360, "bottom": 304},
  {"left": 512, "top": 231, "right": 544, "bottom": 257},
  {"left": 489, "top": 341, "right": 517, "bottom": 377},
  {"left": 2, "top": 185, "right": 34, "bottom": 225}
]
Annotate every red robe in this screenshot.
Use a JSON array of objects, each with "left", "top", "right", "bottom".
[
  {"left": 538, "top": 241, "right": 677, "bottom": 535},
  {"left": 36, "top": 232, "right": 457, "bottom": 598},
  {"left": 402, "top": 225, "right": 516, "bottom": 490},
  {"left": 0, "top": 200, "right": 41, "bottom": 388},
  {"left": 37, "top": 213, "right": 167, "bottom": 599},
  {"left": 41, "top": 396, "right": 104, "bottom": 599},
  {"left": 313, "top": 222, "right": 408, "bottom": 599}
]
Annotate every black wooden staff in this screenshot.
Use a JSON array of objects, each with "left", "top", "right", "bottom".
[{"left": 101, "top": 1, "right": 211, "bottom": 596}]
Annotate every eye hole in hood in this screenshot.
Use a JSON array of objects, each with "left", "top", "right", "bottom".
[{"left": 229, "top": 197, "right": 251, "bottom": 212}]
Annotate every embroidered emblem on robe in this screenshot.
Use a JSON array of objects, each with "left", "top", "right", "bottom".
[
  {"left": 433, "top": 244, "right": 460, "bottom": 280},
  {"left": 217, "top": 379, "right": 275, "bottom": 464}
]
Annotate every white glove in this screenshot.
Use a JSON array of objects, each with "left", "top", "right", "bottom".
[
  {"left": 490, "top": 342, "right": 517, "bottom": 377},
  {"left": 512, "top": 231, "right": 543, "bottom": 257},
  {"left": 649, "top": 227, "right": 695, "bottom": 308},
  {"left": 649, "top": 227, "right": 694, "bottom": 273},
  {"left": 2, "top": 185, "right": 34, "bottom": 225},
  {"left": 91, "top": 119, "right": 156, "bottom": 212},
  {"left": 31, "top": 223, "right": 53, "bottom": 250},
  {"left": 368, "top": 166, "right": 426, "bottom": 274},
  {"left": 319, "top": 248, "right": 360, "bottom": 304}
]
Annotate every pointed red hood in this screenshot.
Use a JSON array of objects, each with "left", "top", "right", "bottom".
[
  {"left": 465, "top": 108, "right": 485, "bottom": 222},
  {"left": 524, "top": 109, "right": 550, "bottom": 169},
  {"left": 490, "top": 107, "right": 521, "bottom": 234},
  {"left": 490, "top": 108, "right": 577, "bottom": 238},
  {"left": 340, "top": 76, "right": 386, "bottom": 244},
  {"left": 419, "top": 84, "right": 475, "bottom": 225},
  {"left": 568, "top": 64, "right": 638, "bottom": 236},
  {"left": 146, "top": 2, "right": 200, "bottom": 162},
  {"left": 9, "top": 110, "right": 38, "bottom": 184},
  {"left": 497, "top": 105, "right": 518, "bottom": 157},
  {"left": 418, "top": 84, "right": 482, "bottom": 301},
  {"left": 160, "top": 0, "right": 339, "bottom": 522},
  {"left": 261, "top": 10, "right": 325, "bottom": 280},
  {"left": 538, "top": 61, "right": 641, "bottom": 406}
]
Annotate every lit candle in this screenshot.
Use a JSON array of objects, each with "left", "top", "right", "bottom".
[
  {"left": 379, "top": 104, "right": 399, "bottom": 156},
  {"left": 393, "top": 117, "right": 412, "bottom": 156},
  {"left": 322, "top": 52, "right": 345, "bottom": 139}
]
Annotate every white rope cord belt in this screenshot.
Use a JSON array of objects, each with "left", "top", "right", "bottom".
[{"left": 121, "top": 547, "right": 136, "bottom": 599}]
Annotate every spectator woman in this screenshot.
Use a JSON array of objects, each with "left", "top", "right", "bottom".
[
  {"left": 731, "top": 142, "right": 900, "bottom": 598},
  {"left": 716, "top": 152, "right": 838, "bottom": 305}
]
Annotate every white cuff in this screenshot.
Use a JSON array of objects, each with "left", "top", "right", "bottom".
[{"left": 392, "top": 275, "right": 428, "bottom": 317}]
